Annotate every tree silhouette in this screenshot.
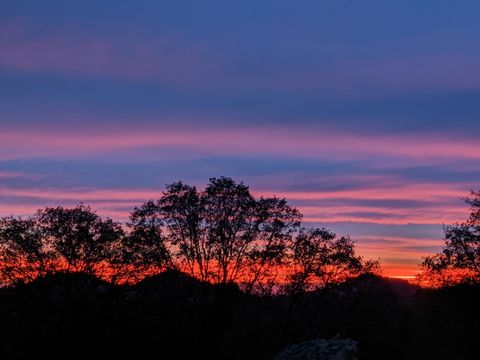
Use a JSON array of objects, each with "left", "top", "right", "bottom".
[
  {"left": 0, "top": 205, "right": 125, "bottom": 283},
  {"left": 123, "top": 199, "right": 174, "bottom": 281},
  {"left": 0, "top": 178, "right": 379, "bottom": 291},
  {"left": 158, "top": 181, "right": 209, "bottom": 280},
  {"left": 421, "top": 190, "right": 480, "bottom": 286},
  {"left": 0, "top": 216, "right": 53, "bottom": 284},
  {"left": 284, "top": 227, "right": 380, "bottom": 295},
  {"left": 279, "top": 227, "right": 380, "bottom": 344},
  {"left": 129, "top": 177, "right": 302, "bottom": 289}
]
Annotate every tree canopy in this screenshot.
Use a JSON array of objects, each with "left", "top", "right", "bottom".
[
  {"left": 0, "top": 177, "right": 379, "bottom": 291},
  {"left": 284, "top": 227, "right": 380, "bottom": 295},
  {"left": 420, "top": 191, "right": 480, "bottom": 286},
  {"left": 0, "top": 204, "right": 125, "bottom": 284},
  {"left": 128, "top": 177, "right": 303, "bottom": 289}
]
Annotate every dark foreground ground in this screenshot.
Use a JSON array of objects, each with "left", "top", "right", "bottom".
[{"left": 0, "top": 271, "right": 478, "bottom": 360}]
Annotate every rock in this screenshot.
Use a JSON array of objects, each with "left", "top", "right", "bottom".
[{"left": 274, "top": 337, "right": 358, "bottom": 360}]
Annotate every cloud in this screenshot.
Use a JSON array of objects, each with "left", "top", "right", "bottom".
[
  {"left": 3, "top": 16, "right": 480, "bottom": 97},
  {"left": 0, "top": 22, "right": 221, "bottom": 88},
  {"left": 1, "top": 122, "right": 480, "bottom": 163}
]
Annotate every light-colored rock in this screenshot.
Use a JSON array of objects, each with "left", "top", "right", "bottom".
[{"left": 274, "top": 337, "right": 358, "bottom": 360}]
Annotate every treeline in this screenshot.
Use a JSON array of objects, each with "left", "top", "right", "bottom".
[
  {"left": 0, "top": 177, "right": 379, "bottom": 293},
  {"left": 1, "top": 177, "right": 479, "bottom": 290}
]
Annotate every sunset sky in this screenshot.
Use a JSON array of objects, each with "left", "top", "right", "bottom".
[{"left": 1, "top": 1, "right": 480, "bottom": 278}]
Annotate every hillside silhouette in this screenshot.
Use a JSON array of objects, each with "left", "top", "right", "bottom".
[{"left": 1, "top": 271, "right": 479, "bottom": 359}]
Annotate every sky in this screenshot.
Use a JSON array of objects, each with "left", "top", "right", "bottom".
[{"left": 1, "top": 1, "right": 480, "bottom": 278}]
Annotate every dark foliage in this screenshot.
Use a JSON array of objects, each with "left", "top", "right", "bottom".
[
  {"left": 128, "top": 177, "right": 303, "bottom": 288},
  {"left": 0, "top": 204, "right": 125, "bottom": 284},
  {"left": 0, "top": 178, "right": 378, "bottom": 292},
  {"left": 0, "top": 271, "right": 478, "bottom": 359},
  {"left": 420, "top": 190, "right": 480, "bottom": 285},
  {"left": 0, "top": 272, "right": 120, "bottom": 359}
]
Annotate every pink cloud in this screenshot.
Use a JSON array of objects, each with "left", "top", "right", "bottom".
[
  {"left": 1, "top": 123, "right": 479, "bottom": 162},
  {"left": 0, "top": 187, "right": 160, "bottom": 221},
  {"left": 0, "top": 179, "right": 469, "bottom": 224},
  {"left": 259, "top": 185, "right": 465, "bottom": 207}
]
